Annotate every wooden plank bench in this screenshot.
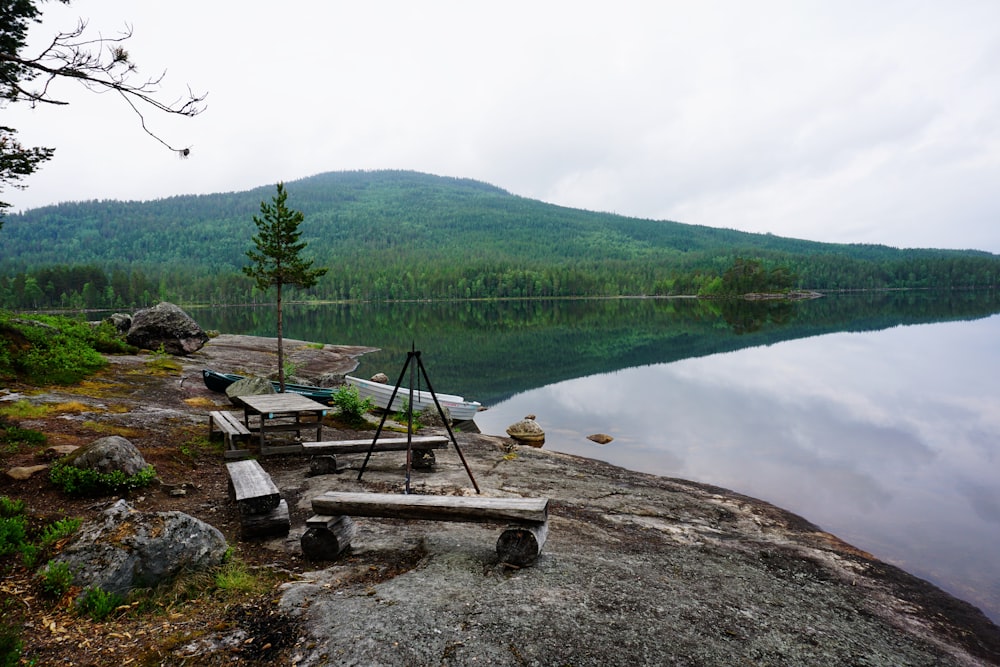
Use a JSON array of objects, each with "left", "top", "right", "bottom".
[
  {"left": 208, "top": 410, "right": 253, "bottom": 459},
  {"left": 302, "top": 491, "right": 549, "bottom": 566},
  {"left": 225, "top": 459, "right": 289, "bottom": 538},
  {"left": 303, "top": 435, "right": 449, "bottom": 474}
]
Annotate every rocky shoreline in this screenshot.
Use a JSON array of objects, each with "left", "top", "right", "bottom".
[
  {"left": 192, "top": 335, "right": 1000, "bottom": 666},
  {"left": 5, "top": 333, "right": 1000, "bottom": 665}
]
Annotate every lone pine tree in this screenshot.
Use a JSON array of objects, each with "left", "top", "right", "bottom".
[{"left": 243, "top": 183, "right": 327, "bottom": 390}]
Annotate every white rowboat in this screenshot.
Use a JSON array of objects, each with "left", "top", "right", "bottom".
[{"left": 345, "top": 375, "right": 483, "bottom": 421}]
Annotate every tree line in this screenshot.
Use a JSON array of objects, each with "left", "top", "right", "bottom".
[{"left": 2, "top": 171, "right": 999, "bottom": 310}]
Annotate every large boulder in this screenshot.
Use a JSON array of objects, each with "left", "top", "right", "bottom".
[
  {"left": 50, "top": 500, "right": 228, "bottom": 596},
  {"left": 104, "top": 313, "right": 132, "bottom": 335},
  {"left": 126, "top": 302, "right": 209, "bottom": 355},
  {"left": 225, "top": 375, "right": 275, "bottom": 405},
  {"left": 419, "top": 404, "right": 452, "bottom": 427},
  {"left": 63, "top": 435, "right": 149, "bottom": 477}
]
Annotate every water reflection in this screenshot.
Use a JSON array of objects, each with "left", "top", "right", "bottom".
[
  {"left": 475, "top": 316, "right": 1000, "bottom": 622},
  {"left": 183, "top": 294, "right": 1000, "bottom": 622}
]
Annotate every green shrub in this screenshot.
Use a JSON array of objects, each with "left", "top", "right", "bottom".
[
  {"left": 330, "top": 385, "right": 374, "bottom": 426},
  {"left": 76, "top": 587, "right": 124, "bottom": 621},
  {"left": 0, "top": 497, "right": 25, "bottom": 519},
  {"left": 0, "top": 498, "right": 80, "bottom": 570},
  {"left": 49, "top": 464, "right": 157, "bottom": 497},
  {"left": 19, "top": 542, "right": 42, "bottom": 570},
  {"left": 38, "top": 560, "right": 74, "bottom": 598},
  {"left": 0, "top": 624, "right": 23, "bottom": 667},
  {"left": 37, "top": 518, "right": 80, "bottom": 550},
  {"left": 0, "top": 312, "right": 127, "bottom": 384},
  {"left": 0, "top": 498, "right": 28, "bottom": 563},
  {"left": 0, "top": 418, "right": 46, "bottom": 452},
  {"left": 0, "top": 516, "right": 27, "bottom": 557}
]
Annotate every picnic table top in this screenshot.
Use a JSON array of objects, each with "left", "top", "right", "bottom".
[{"left": 236, "top": 393, "right": 328, "bottom": 415}]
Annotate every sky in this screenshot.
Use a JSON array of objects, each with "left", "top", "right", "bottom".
[{"left": 5, "top": 1, "right": 1000, "bottom": 252}]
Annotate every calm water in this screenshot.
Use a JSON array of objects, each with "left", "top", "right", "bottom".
[
  {"left": 476, "top": 316, "right": 1000, "bottom": 622},
  {"left": 187, "top": 294, "right": 1000, "bottom": 622}
]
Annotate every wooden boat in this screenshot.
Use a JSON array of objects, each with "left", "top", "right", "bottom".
[
  {"left": 201, "top": 369, "right": 336, "bottom": 404},
  {"left": 345, "top": 374, "right": 483, "bottom": 421}
]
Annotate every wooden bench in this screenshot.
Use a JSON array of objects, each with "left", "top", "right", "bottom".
[
  {"left": 225, "top": 459, "right": 289, "bottom": 538},
  {"left": 303, "top": 435, "right": 449, "bottom": 473},
  {"left": 301, "top": 491, "right": 550, "bottom": 566},
  {"left": 208, "top": 410, "right": 253, "bottom": 459}
]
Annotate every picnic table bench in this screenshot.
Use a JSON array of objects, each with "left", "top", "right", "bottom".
[
  {"left": 208, "top": 410, "right": 253, "bottom": 459},
  {"left": 225, "top": 459, "right": 289, "bottom": 538},
  {"left": 303, "top": 435, "right": 449, "bottom": 473},
  {"left": 301, "top": 491, "right": 550, "bottom": 566}
]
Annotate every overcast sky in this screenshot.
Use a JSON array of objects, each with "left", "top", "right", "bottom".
[{"left": 6, "top": 1, "right": 1000, "bottom": 252}]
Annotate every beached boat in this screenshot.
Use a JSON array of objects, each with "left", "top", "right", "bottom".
[
  {"left": 201, "top": 369, "right": 336, "bottom": 404},
  {"left": 345, "top": 374, "right": 483, "bottom": 421}
]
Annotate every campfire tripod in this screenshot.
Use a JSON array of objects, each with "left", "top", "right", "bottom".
[{"left": 356, "top": 347, "right": 480, "bottom": 494}]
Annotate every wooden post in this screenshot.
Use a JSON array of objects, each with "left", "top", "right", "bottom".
[
  {"left": 308, "top": 455, "right": 338, "bottom": 476},
  {"left": 411, "top": 449, "right": 436, "bottom": 470},
  {"left": 497, "top": 522, "right": 549, "bottom": 566},
  {"left": 301, "top": 515, "right": 357, "bottom": 561},
  {"left": 241, "top": 499, "right": 291, "bottom": 539}
]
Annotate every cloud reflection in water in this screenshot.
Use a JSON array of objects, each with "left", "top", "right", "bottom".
[{"left": 476, "top": 315, "right": 1000, "bottom": 621}]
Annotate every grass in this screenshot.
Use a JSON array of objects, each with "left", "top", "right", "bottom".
[
  {"left": 79, "top": 420, "right": 142, "bottom": 438},
  {"left": 144, "top": 350, "right": 183, "bottom": 376},
  {"left": 178, "top": 432, "right": 224, "bottom": 461},
  {"left": 214, "top": 559, "right": 270, "bottom": 595},
  {"left": 0, "top": 400, "right": 50, "bottom": 420}
]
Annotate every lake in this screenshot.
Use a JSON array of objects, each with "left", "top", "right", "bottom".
[{"left": 187, "top": 292, "right": 1000, "bottom": 623}]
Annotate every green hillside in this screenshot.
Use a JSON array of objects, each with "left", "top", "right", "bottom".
[{"left": 1, "top": 170, "right": 998, "bottom": 308}]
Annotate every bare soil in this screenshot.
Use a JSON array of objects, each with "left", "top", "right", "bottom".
[{"left": 2, "top": 334, "right": 999, "bottom": 666}]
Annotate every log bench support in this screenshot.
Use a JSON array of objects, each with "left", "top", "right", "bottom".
[
  {"left": 302, "top": 491, "right": 549, "bottom": 566},
  {"left": 225, "top": 459, "right": 290, "bottom": 539},
  {"left": 209, "top": 410, "right": 253, "bottom": 459},
  {"left": 302, "top": 435, "right": 449, "bottom": 474}
]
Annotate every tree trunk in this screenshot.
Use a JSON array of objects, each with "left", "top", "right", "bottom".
[{"left": 276, "top": 280, "right": 284, "bottom": 392}]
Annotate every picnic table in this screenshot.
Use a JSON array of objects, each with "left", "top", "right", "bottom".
[{"left": 235, "top": 393, "right": 327, "bottom": 455}]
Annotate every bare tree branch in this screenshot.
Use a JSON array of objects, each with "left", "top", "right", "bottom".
[{"left": 0, "top": 17, "right": 206, "bottom": 155}]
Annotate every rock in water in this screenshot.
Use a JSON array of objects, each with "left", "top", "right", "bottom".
[
  {"left": 126, "top": 302, "right": 209, "bottom": 355},
  {"left": 506, "top": 415, "right": 545, "bottom": 447},
  {"left": 51, "top": 500, "right": 228, "bottom": 596}
]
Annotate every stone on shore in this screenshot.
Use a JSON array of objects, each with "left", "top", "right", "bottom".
[{"left": 126, "top": 302, "right": 209, "bottom": 355}]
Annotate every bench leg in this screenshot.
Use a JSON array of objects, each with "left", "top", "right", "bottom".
[
  {"left": 308, "top": 455, "right": 338, "bottom": 476},
  {"left": 301, "top": 516, "right": 356, "bottom": 561},
  {"left": 241, "top": 499, "right": 290, "bottom": 539},
  {"left": 411, "top": 449, "right": 435, "bottom": 470},
  {"left": 496, "top": 522, "right": 549, "bottom": 566}
]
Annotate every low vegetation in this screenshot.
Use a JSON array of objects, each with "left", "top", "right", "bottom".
[
  {"left": 48, "top": 463, "right": 158, "bottom": 497},
  {"left": 0, "top": 492, "right": 283, "bottom": 664},
  {"left": 330, "top": 384, "right": 375, "bottom": 427},
  {"left": 0, "top": 311, "right": 132, "bottom": 384}
]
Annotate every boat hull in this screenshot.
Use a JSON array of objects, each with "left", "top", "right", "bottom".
[
  {"left": 202, "top": 369, "right": 336, "bottom": 404},
  {"left": 345, "top": 375, "right": 482, "bottom": 421}
]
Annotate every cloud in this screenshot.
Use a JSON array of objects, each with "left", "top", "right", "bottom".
[{"left": 5, "top": 1, "right": 1000, "bottom": 252}]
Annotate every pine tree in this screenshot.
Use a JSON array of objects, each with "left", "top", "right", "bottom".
[{"left": 242, "top": 183, "right": 327, "bottom": 390}]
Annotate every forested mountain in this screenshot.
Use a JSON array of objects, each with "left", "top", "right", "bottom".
[{"left": 1, "top": 170, "right": 998, "bottom": 309}]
